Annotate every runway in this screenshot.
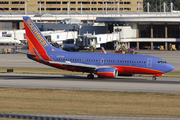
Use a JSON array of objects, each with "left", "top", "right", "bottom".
[{"left": 0, "top": 73, "right": 180, "bottom": 93}]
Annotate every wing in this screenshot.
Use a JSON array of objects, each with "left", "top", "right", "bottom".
[
  {"left": 49, "top": 61, "right": 99, "bottom": 73},
  {"left": 49, "top": 61, "right": 98, "bottom": 69}
]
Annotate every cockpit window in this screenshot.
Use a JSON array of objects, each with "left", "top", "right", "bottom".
[{"left": 158, "top": 61, "right": 167, "bottom": 64}]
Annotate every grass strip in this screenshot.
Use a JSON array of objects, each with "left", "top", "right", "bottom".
[
  {"left": 0, "top": 67, "right": 179, "bottom": 78},
  {"left": 0, "top": 67, "right": 87, "bottom": 75},
  {"left": 0, "top": 87, "right": 180, "bottom": 118},
  {"left": 2, "top": 119, "right": 26, "bottom": 120}
]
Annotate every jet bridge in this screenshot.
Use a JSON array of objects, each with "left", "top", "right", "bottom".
[{"left": 79, "top": 32, "right": 120, "bottom": 49}]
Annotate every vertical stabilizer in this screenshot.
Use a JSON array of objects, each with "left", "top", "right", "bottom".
[{"left": 23, "top": 16, "right": 65, "bottom": 61}]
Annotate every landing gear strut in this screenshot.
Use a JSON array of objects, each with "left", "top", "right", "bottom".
[
  {"left": 152, "top": 77, "right": 156, "bottom": 81},
  {"left": 87, "top": 74, "right": 94, "bottom": 79}
]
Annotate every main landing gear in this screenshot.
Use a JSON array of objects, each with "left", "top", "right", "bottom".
[
  {"left": 87, "top": 74, "right": 94, "bottom": 79},
  {"left": 152, "top": 76, "right": 157, "bottom": 81}
]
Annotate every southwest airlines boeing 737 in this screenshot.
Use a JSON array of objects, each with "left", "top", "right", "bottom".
[{"left": 23, "top": 16, "right": 174, "bottom": 80}]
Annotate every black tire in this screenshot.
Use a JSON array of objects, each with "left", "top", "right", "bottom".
[
  {"left": 87, "top": 74, "right": 94, "bottom": 79},
  {"left": 152, "top": 77, "right": 156, "bottom": 81}
]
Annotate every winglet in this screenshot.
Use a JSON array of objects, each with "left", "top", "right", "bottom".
[{"left": 101, "top": 47, "right": 106, "bottom": 54}]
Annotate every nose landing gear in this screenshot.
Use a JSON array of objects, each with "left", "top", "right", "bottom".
[
  {"left": 152, "top": 76, "right": 156, "bottom": 81},
  {"left": 152, "top": 74, "right": 163, "bottom": 81}
]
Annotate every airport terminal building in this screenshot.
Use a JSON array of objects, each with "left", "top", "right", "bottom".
[
  {"left": 0, "top": 0, "right": 143, "bottom": 14},
  {"left": 0, "top": 0, "right": 179, "bottom": 50},
  {"left": 34, "top": 13, "right": 180, "bottom": 50},
  {"left": 96, "top": 15, "right": 180, "bottom": 50},
  {"left": 0, "top": 13, "right": 180, "bottom": 50}
]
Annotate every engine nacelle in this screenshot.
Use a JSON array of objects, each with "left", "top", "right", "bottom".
[{"left": 96, "top": 67, "right": 118, "bottom": 78}]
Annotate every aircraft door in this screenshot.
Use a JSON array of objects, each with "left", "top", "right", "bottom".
[
  {"left": 147, "top": 58, "right": 152, "bottom": 68},
  {"left": 100, "top": 58, "right": 105, "bottom": 65}
]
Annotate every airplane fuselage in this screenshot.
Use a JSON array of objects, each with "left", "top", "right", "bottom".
[{"left": 28, "top": 51, "right": 173, "bottom": 76}]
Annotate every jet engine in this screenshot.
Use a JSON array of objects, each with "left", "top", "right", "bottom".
[{"left": 96, "top": 67, "right": 118, "bottom": 78}]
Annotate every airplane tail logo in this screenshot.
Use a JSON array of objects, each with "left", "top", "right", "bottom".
[{"left": 23, "top": 16, "right": 65, "bottom": 61}]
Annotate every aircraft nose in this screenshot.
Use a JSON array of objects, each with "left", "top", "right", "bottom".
[{"left": 166, "top": 64, "right": 174, "bottom": 72}]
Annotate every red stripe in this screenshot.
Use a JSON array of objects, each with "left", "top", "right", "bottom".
[{"left": 112, "top": 66, "right": 164, "bottom": 74}]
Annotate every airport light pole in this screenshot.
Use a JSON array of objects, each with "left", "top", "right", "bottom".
[
  {"left": 56, "top": 0, "right": 57, "bottom": 24},
  {"left": 120, "top": 0, "right": 123, "bottom": 16},
  {"left": 25, "top": 0, "right": 29, "bottom": 15},
  {"left": 39, "top": 2, "right": 41, "bottom": 15},
  {"left": 160, "top": 0, "right": 161, "bottom": 12}
]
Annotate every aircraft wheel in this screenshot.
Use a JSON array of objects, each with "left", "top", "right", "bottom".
[
  {"left": 152, "top": 77, "right": 156, "bottom": 81},
  {"left": 87, "top": 74, "right": 94, "bottom": 79}
]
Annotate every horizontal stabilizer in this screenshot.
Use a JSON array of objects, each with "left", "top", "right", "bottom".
[{"left": 15, "top": 50, "right": 36, "bottom": 57}]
